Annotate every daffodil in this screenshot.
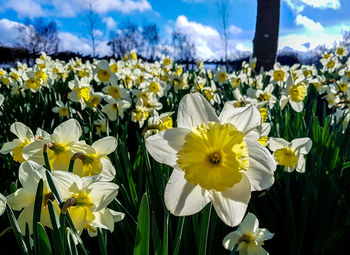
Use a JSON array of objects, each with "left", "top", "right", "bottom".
[
  {"left": 73, "top": 136, "right": 117, "bottom": 181},
  {"left": 68, "top": 76, "right": 92, "bottom": 110},
  {"left": 23, "top": 119, "right": 94, "bottom": 171},
  {"left": 223, "top": 212, "right": 274, "bottom": 255},
  {"left": 0, "top": 122, "right": 35, "bottom": 163},
  {"left": 280, "top": 75, "right": 308, "bottom": 112},
  {"left": 6, "top": 161, "right": 60, "bottom": 234},
  {"left": 86, "top": 208, "right": 125, "bottom": 237},
  {"left": 52, "top": 101, "right": 75, "bottom": 118},
  {"left": 268, "top": 137, "right": 312, "bottom": 173},
  {"left": 102, "top": 97, "right": 132, "bottom": 121},
  {"left": 146, "top": 93, "right": 276, "bottom": 226},
  {"left": 52, "top": 171, "right": 119, "bottom": 234},
  {"left": 94, "top": 60, "right": 118, "bottom": 85}
]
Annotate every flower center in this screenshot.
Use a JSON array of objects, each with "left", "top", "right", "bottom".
[
  {"left": 108, "top": 86, "right": 120, "bottom": 99},
  {"left": 273, "top": 70, "right": 285, "bottom": 81},
  {"left": 97, "top": 69, "right": 111, "bottom": 82},
  {"left": 59, "top": 107, "right": 69, "bottom": 117},
  {"left": 218, "top": 72, "right": 227, "bottom": 83},
  {"left": 289, "top": 83, "right": 307, "bottom": 102},
  {"left": 177, "top": 122, "right": 249, "bottom": 192},
  {"left": 274, "top": 148, "right": 298, "bottom": 167}
]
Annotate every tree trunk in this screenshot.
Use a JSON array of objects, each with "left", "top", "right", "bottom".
[{"left": 253, "top": 0, "right": 280, "bottom": 71}]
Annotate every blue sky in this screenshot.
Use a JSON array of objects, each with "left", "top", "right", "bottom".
[{"left": 0, "top": 0, "right": 349, "bottom": 59}]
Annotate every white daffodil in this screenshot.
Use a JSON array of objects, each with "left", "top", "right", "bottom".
[
  {"left": 280, "top": 75, "right": 308, "bottom": 112},
  {"left": 86, "top": 208, "right": 125, "bottom": 237},
  {"left": 146, "top": 93, "right": 276, "bottom": 227},
  {"left": 0, "top": 122, "right": 35, "bottom": 163},
  {"left": 94, "top": 59, "right": 118, "bottom": 85},
  {"left": 52, "top": 100, "right": 75, "bottom": 118},
  {"left": 247, "top": 84, "right": 276, "bottom": 109},
  {"left": 68, "top": 76, "right": 92, "bottom": 110},
  {"left": 73, "top": 136, "right": 117, "bottom": 181},
  {"left": 23, "top": 119, "right": 94, "bottom": 171},
  {"left": 52, "top": 171, "right": 119, "bottom": 234},
  {"left": 102, "top": 97, "right": 132, "bottom": 121},
  {"left": 6, "top": 161, "right": 60, "bottom": 234},
  {"left": 223, "top": 212, "right": 274, "bottom": 255},
  {"left": 268, "top": 137, "right": 312, "bottom": 173},
  {"left": 214, "top": 66, "right": 228, "bottom": 85},
  {"left": 268, "top": 62, "right": 289, "bottom": 86}
]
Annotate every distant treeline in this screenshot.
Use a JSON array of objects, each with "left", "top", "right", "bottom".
[{"left": 0, "top": 45, "right": 303, "bottom": 71}]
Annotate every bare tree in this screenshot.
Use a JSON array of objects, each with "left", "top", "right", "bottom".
[
  {"left": 110, "top": 21, "right": 143, "bottom": 58},
  {"left": 142, "top": 23, "right": 159, "bottom": 59},
  {"left": 172, "top": 30, "right": 196, "bottom": 61},
  {"left": 253, "top": 0, "right": 280, "bottom": 71},
  {"left": 16, "top": 18, "right": 60, "bottom": 54},
  {"left": 85, "top": 0, "right": 99, "bottom": 57},
  {"left": 217, "top": 0, "right": 230, "bottom": 64}
]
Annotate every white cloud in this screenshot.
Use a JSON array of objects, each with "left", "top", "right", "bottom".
[
  {"left": 295, "top": 14, "right": 323, "bottom": 32},
  {"left": 90, "top": 0, "right": 152, "bottom": 14},
  {"left": 174, "top": 15, "right": 221, "bottom": 59},
  {"left": 0, "top": 19, "right": 24, "bottom": 46},
  {"left": 229, "top": 25, "right": 242, "bottom": 35},
  {"left": 301, "top": 0, "right": 340, "bottom": 9},
  {"left": 103, "top": 17, "right": 117, "bottom": 29},
  {"left": 94, "top": 29, "right": 103, "bottom": 37},
  {"left": 5, "top": 0, "right": 46, "bottom": 18},
  {"left": 283, "top": 0, "right": 340, "bottom": 13},
  {"left": 279, "top": 22, "right": 349, "bottom": 51},
  {"left": 58, "top": 32, "right": 92, "bottom": 55}
]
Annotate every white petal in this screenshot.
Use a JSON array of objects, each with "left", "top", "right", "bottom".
[
  {"left": 255, "top": 228, "right": 274, "bottom": 242},
  {"left": 238, "top": 212, "right": 259, "bottom": 234},
  {"left": 88, "top": 181, "right": 119, "bottom": 211},
  {"left": 210, "top": 174, "right": 251, "bottom": 227},
  {"left": 145, "top": 128, "right": 189, "bottom": 167},
  {"left": 6, "top": 188, "right": 33, "bottom": 211},
  {"left": 52, "top": 119, "right": 82, "bottom": 144},
  {"left": 267, "top": 137, "right": 290, "bottom": 151},
  {"left": 19, "top": 161, "right": 47, "bottom": 193},
  {"left": 0, "top": 139, "right": 21, "bottom": 154},
  {"left": 22, "top": 139, "right": 47, "bottom": 165},
  {"left": 92, "top": 136, "right": 118, "bottom": 155},
  {"left": 246, "top": 244, "right": 269, "bottom": 255},
  {"left": 296, "top": 155, "right": 306, "bottom": 173},
  {"left": 291, "top": 138, "right": 312, "bottom": 154},
  {"left": 246, "top": 139, "right": 276, "bottom": 191},
  {"left": 164, "top": 168, "right": 210, "bottom": 216},
  {"left": 219, "top": 103, "right": 261, "bottom": 133},
  {"left": 290, "top": 101, "right": 304, "bottom": 112},
  {"left": 10, "top": 122, "right": 34, "bottom": 142},
  {"left": 51, "top": 170, "right": 83, "bottom": 200},
  {"left": 177, "top": 93, "right": 219, "bottom": 129},
  {"left": 0, "top": 193, "right": 6, "bottom": 216},
  {"left": 222, "top": 230, "right": 242, "bottom": 251},
  {"left": 98, "top": 157, "right": 116, "bottom": 181},
  {"left": 279, "top": 95, "right": 289, "bottom": 110}
]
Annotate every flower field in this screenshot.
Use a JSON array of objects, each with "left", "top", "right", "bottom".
[{"left": 0, "top": 48, "right": 350, "bottom": 254}]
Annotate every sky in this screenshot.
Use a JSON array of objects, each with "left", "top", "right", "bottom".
[{"left": 0, "top": 0, "right": 350, "bottom": 59}]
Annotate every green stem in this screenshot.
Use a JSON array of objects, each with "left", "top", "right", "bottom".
[
  {"left": 43, "top": 143, "right": 51, "bottom": 171},
  {"left": 230, "top": 243, "right": 239, "bottom": 255}
]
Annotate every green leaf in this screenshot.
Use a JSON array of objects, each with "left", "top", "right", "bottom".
[
  {"left": 161, "top": 211, "right": 169, "bottom": 255},
  {"left": 173, "top": 217, "right": 185, "bottom": 255},
  {"left": 133, "top": 193, "right": 150, "bottom": 255},
  {"left": 67, "top": 228, "right": 78, "bottom": 255},
  {"left": 97, "top": 228, "right": 108, "bottom": 255},
  {"left": 198, "top": 204, "right": 212, "bottom": 255},
  {"left": 151, "top": 212, "right": 162, "bottom": 255},
  {"left": 36, "top": 222, "right": 52, "bottom": 254},
  {"left": 48, "top": 200, "right": 64, "bottom": 253},
  {"left": 33, "top": 179, "right": 44, "bottom": 255},
  {"left": 45, "top": 169, "right": 63, "bottom": 204},
  {"left": 342, "top": 161, "right": 350, "bottom": 170},
  {"left": 6, "top": 205, "right": 28, "bottom": 255}
]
